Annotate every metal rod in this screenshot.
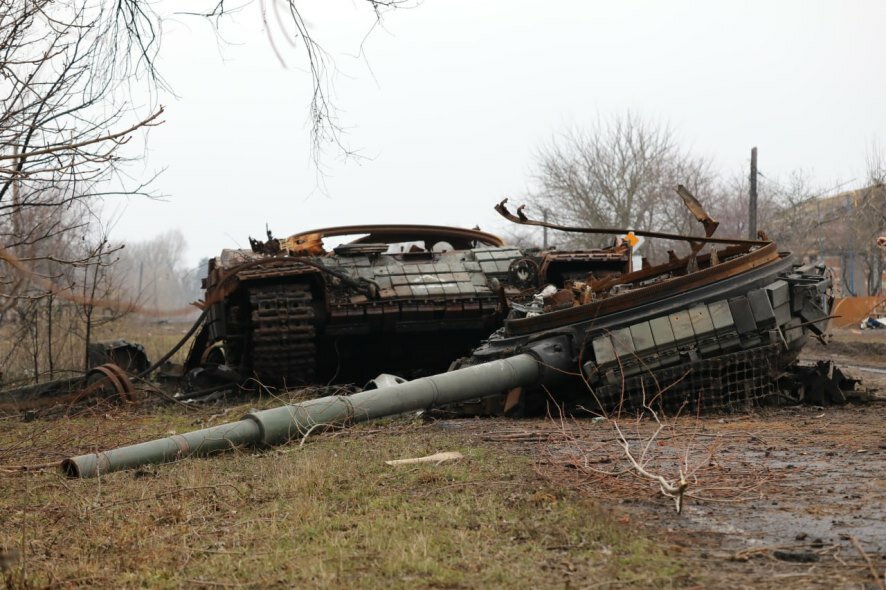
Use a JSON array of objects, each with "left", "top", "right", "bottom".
[
  {"left": 496, "top": 200, "right": 768, "bottom": 247},
  {"left": 62, "top": 353, "right": 543, "bottom": 478}
]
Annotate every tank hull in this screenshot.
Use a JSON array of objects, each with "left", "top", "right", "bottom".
[{"left": 192, "top": 225, "right": 630, "bottom": 387}]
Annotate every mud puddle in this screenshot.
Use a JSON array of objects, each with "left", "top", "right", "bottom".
[{"left": 452, "top": 400, "right": 885, "bottom": 589}]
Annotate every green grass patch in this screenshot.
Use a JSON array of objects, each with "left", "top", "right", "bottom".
[{"left": 1, "top": 410, "right": 686, "bottom": 588}]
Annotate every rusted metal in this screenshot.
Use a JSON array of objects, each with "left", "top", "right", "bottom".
[
  {"left": 82, "top": 363, "right": 135, "bottom": 403},
  {"left": 55, "top": 182, "right": 851, "bottom": 476},
  {"left": 170, "top": 188, "right": 834, "bottom": 423},
  {"left": 494, "top": 198, "right": 767, "bottom": 247},
  {"left": 675, "top": 184, "right": 720, "bottom": 238},
  {"left": 675, "top": 184, "right": 720, "bottom": 257},
  {"left": 507, "top": 243, "right": 780, "bottom": 336},
  {"left": 62, "top": 246, "right": 837, "bottom": 476},
  {"left": 190, "top": 224, "right": 633, "bottom": 387},
  {"left": 273, "top": 224, "right": 505, "bottom": 253},
  {"left": 461, "top": 255, "right": 832, "bottom": 418},
  {"left": 831, "top": 296, "right": 886, "bottom": 328},
  {"left": 86, "top": 340, "right": 149, "bottom": 374},
  {"left": 0, "top": 341, "right": 148, "bottom": 412}
]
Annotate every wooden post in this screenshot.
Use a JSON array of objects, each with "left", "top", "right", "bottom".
[
  {"left": 748, "top": 147, "right": 758, "bottom": 240},
  {"left": 542, "top": 208, "right": 549, "bottom": 249}
]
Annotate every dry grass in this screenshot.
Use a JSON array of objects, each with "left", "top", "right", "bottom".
[
  {"left": 0, "top": 316, "right": 194, "bottom": 385},
  {"left": 0, "top": 406, "right": 687, "bottom": 589},
  {"left": 97, "top": 318, "right": 196, "bottom": 367}
]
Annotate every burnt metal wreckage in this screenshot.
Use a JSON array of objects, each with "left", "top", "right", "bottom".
[
  {"left": 0, "top": 341, "right": 149, "bottom": 414},
  {"left": 61, "top": 186, "right": 855, "bottom": 478},
  {"left": 183, "top": 223, "right": 633, "bottom": 387}
]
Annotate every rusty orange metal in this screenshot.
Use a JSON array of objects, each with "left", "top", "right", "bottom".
[
  {"left": 507, "top": 242, "right": 780, "bottom": 336},
  {"left": 831, "top": 296, "right": 886, "bottom": 328}
]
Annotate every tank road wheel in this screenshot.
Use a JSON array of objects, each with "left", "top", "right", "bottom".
[{"left": 249, "top": 283, "right": 317, "bottom": 387}]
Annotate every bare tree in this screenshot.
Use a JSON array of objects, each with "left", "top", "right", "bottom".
[
  {"left": 863, "top": 143, "right": 886, "bottom": 294},
  {"left": 0, "top": 0, "right": 164, "bottom": 382},
  {"left": 112, "top": 228, "right": 200, "bottom": 315},
  {"left": 848, "top": 146, "right": 886, "bottom": 295},
  {"left": 151, "top": 0, "right": 413, "bottom": 161},
  {"left": 0, "top": 0, "right": 163, "bottom": 300},
  {"left": 75, "top": 234, "right": 133, "bottom": 371},
  {"left": 2, "top": 0, "right": 412, "bottom": 295},
  {"left": 529, "top": 112, "right": 714, "bottom": 260},
  {"left": 0, "top": 1, "right": 164, "bottom": 196},
  {"left": 759, "top": 172, "right": 829, "bottom": 257},
  {"left": 758, "top": 151, "right": 886, "bottom": 297},
  {"left": 0, "top": 0, "right": 410, "bottom": 383},
  {"left": 866, "top": 141, "right": 886, "bottom": 187}
]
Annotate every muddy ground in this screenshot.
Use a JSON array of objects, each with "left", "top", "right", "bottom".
[
  {"left": 1, "top": 329, "right": 883, "bottom": 588},
  {"left": 439, "top": 328, "right": 886, "bottom": 589}
]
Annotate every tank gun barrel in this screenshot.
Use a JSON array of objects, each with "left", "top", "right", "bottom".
[{"left": 63, "top": 342, "right": 570, "bottom": 478}]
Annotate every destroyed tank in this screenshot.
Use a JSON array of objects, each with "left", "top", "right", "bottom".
[
  {"left": 65, "top": 188, "right": 839, "bottom": 478},
  {"left": 187, "top": 224, "right": 632, "bottom": 387}
]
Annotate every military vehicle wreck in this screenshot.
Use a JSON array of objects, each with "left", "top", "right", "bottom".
[
  {"left": 186, "top": 223, "right": 633, "bottom": 386},
  {"left": 63, "top": 186, "right": 840, "bottom": 477},
  {"left": 0, "top": 341, "right": 149, "bottom": 413}
]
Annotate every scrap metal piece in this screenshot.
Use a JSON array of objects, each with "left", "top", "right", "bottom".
[
  {"left": 777, "top": 361, "right": 862, "bottom": 405},
  {"left": 78, "top": 364, "right": 135, "bottom": 404},
  {"left": 86, "top": 340, "right": 150, "bottom": 374},
  {"left": 0, "top": 358, "right": 140, "bottom": 413},
  {"left": 676, "top": 184, "right": 721, "bottom": 260},
  {"left": 675, "top": 184, "right": 720, "bottom": 238},
  {"left": 495, "top": 190, "right": 762, "bottom": 247}
]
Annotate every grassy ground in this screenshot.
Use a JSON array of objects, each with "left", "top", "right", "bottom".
[
  {"left": 0, "top": 405, "right": 688, "bottom": 589},
  {"left": 0, "top": 317, "right": 195, "bottom": 388},
  {"left": 4, "top": 329, "right": 880, "bottom": 588}
]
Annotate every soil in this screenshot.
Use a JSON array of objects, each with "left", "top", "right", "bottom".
[
  {"left": 805, "top": 328, "right": 886, "bottom": 392},
  {"left": 441, "top": 328, "right": 886, "bottom": 589},
  {"left": 3, "top": 329, "right": 884, "bottom": 588}
]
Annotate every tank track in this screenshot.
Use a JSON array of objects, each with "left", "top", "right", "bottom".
[{"left": 248, "top": 283, "right": 317, "bottom": 386}]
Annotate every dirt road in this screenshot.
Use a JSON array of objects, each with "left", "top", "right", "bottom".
[{"left": 437, "top": 329, "right": 886, "bottom": 588}]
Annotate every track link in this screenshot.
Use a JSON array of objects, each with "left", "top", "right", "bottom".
[{"left": 249, "top": 283, "right": 317, "bottom": 386}]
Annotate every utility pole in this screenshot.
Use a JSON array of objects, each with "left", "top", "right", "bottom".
[
  {"left": 542, "top": 208, "right": 549, "bottom": 249},
  {"left": 748, "top": 147, "right": 758, "bottom": 240}
]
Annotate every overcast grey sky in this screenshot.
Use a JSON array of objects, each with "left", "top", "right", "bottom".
[{"left": 109, "top": 0, "right": 886, "bottom": 266}]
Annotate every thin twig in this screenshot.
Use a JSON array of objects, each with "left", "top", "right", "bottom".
[
  {"left": 849, "top": 535, "right": 885, "bottom": 590},
  {"left": 612, "top": 419, "right": 688, "bottom": 513}
]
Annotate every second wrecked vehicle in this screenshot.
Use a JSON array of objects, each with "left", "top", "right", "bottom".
[{"left": 186, "top": 224, "right": 633, "bottom": 387}]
